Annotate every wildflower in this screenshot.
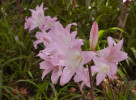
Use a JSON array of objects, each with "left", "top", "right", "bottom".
[
  {"left": 91, "top": 58, "right": 117, "bottom": 85},
  {"left": 36, "top": 21, "right": 96, "bottom": 85},
  {"left": 24, "top": 3, "right": 47, "bottom": 31},
  {"left": 43, "top": 16, "right": 58, "bottom": 31},
  {"left": 92, "top": 37, "right": 128, "bottom": 85},
  {"left": 59, "top": 48, "right": 96, "bottom": 85},
  {"left": 40, "top": 59, "right": 63, "bottom": 84},
  {"left": 97, "top": 37, "right": 128, "bottom": 63}
]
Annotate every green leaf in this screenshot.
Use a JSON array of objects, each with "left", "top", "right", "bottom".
[{"left": 124, "top": 80, "right": 136, "bottom": 98}]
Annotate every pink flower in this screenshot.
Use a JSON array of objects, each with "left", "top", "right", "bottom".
[
  {"left": 91, "top": 58, "right": 117, "bottom": 86},
  {"left": 48, "top": 22, "right": 83, "bottom": 49},
  {"left": 90, "top": 21, "right": 99, "bottom": 51},
  {"left": 97, "top": 37, "right": 128, "bottom": 63},
  {"left": 37, "top": 22, "right": 96, "bottom": 85},
  {"left": 59, "top": 48, "right": 96, "bottom": 85},
  {"left": 40, "top": 60, "right": 63, "bottom": 84},
  {"left": 24, "top": 3, "right": 47, "bottom": 31},
  {"left": 92, "top": 36, "right": 128, "bottom": 85},
  {"left": 43, "top": 16, "right": 58, "bottom": 31}
]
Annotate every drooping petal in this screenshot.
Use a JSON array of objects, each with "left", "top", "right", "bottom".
[
  {"left": 82, "top": 51, "right": 96, "bottom": 64},
  {"left": 107, "top": 62, "right": 117, "bottom": 77},
  {"left": 93, "top": 57, "right": 107, "bottom": 69},
  {"left": 91, "top": 65, "right": 101, "bottom": 73},
  {"left": 42, "top": 69, "right": 52, "bottom": 80},
  {"left": 96, "top": 73, "right": 106, "bottom": 86},
  {"left": 40, "top": 61, "right": 54, "bottom": 80},
  {"left": 74, "top": 67, "right": 87, "bottom": 82},
  {"left": 80, "top": 82, "right": 85, "bottom": 92},
  {"left": 51, "top": 66, "right": 63, "bottom": 84},
  {"left": 97, "top": 47, "right": 111, "bottom": 58},
  {"left": 110, "top": 51, "right": 128, "bottom": 63},
  {"left": 60, "top": 67, "right": 76, "bottom": 86},
  {"left": 66, "top": 23, "right": 77, "bottom": 33},
  {"left": 90, "top": 21, "right": 99, "bottom": 50}
]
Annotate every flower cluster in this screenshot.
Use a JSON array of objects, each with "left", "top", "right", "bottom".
[{"left": 25, "top": 3, "right": 128, "bottom": 90}]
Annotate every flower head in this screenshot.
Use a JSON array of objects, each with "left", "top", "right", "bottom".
[
  {"left": 92, "top": 36, "right": 128, "bottom": 85},
  {"left": 24, "top": 3, "right": 47, "bottom": 31},
  {"left": 97, "top": 36, "right": 128, "bottom": 63}
]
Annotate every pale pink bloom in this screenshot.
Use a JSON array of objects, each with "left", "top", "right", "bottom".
[
  {"left": 59, "top": 48, "right": 96, "bottom": 85},
  {"left": 37, "top": 23, "right": 85, "bottom": 85},
  {"left": 90, "top": 21, "right": 99, "bottom": 51},
  {"left": 32, "top": 16, "right": 96, "bottom": 85},
  {"left": 43, "top": 16, "right": 57, "bottom": 31},
  {"left": 91, "top": 58, "right": 117, "bottom": 86},
  {"left": 38, "top": 37, "right": 96, "bottom": 85},
  {"left": 97, "top": 37, "right": 128, "bottom": 63},
  {"left": 49, "top": 22, "right": 83, "bottom": 50},
  {"left": 74, "top": 67, "right": 90, "bottom": 90},
  {"left": 40, "top": 60, "right": 63, "bottom": 84},
  {"left": 38, "top": 42, "right": 63, "bottom": 66},
  {"left": 38, "top": 47, "right": 64, "bottom": 84},
  {"left": 24, "top": 3, "right": 47, "bottom": 31},
  {"left": 92, "top": 37, "right": 128, "bottom": 85}
]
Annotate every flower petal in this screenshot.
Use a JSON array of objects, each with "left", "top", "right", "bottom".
[
  {"left": 51, "top": 66, "right": 62, "bottom": 84},
  {"left": 60, "top": 67, "right": 76, "bottom": 86},
  {"left": 96, "top": 73, "right": 106, "bottom": 86},
  {"left": 107, "top": 36, "right": 115, "bottom": 47},
  {"left": 82, "top": 51, "right": 96, "bottom": 65}
]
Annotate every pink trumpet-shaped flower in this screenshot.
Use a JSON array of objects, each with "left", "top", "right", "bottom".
[
  {"left": 24, "top": 3, "right": 47, "bottom": 31},
  {"left": 35, "top": 20, "right": 96, "bottom": 85},
  {"left": 97, "top": 37, "right": 128, "bottom": 63},
  {"left": 90, "top": 21, "right": 99, "bottom": 51},
  {"left": 91, "top": 58, "right": 117, "bottom": 86},
  {"left": 92, "top": 36, "right": 128, "bottom": 85},
  {"left": 59, "top": 49, "right": 96, "bottom": 85},
  {"left": 43, "top": 16, "right": 58, "bottom": 31},
  {"left": 40, "top": 60, "right": 63, "bottom": 84}
]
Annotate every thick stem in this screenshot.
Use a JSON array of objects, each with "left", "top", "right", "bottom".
[
  {"left": 107, "top": 76, "right": 116, "bottom": 100},
  {"left": 88, "top": 63, "right": 95, "bottom": 100},
  {"left": 77, "top": 83, "right": 87, "bottom": 100}
]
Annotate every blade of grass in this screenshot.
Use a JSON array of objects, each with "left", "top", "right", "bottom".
[{"left": 0, "top": 70, "right": 2, "bottom": 100}]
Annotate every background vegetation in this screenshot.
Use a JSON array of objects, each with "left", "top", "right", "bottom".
[{"left": 0, "top": 0, "right": 136, "bottom": 100}]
